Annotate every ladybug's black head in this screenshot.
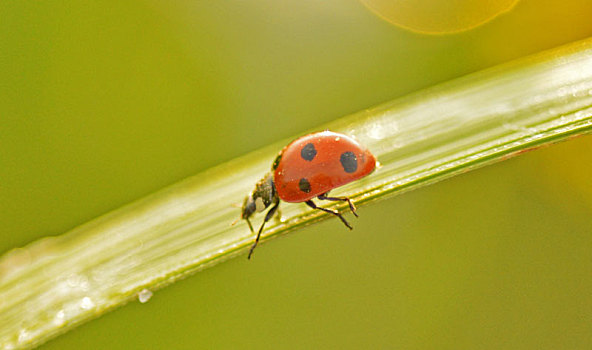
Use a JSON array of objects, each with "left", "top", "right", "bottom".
[
  {"left": 241, "top": 173, "right": 277, "bottom": 222},
  {"left": 242, "top": 172, "right": 281, "bottom": 259}
]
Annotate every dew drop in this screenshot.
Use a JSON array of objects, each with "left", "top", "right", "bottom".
[
  {"left": 138, "top": 289, "right": 153, "bottom": 303},
  {"left": 53, "top": 310, "right": 66, "bottom": 325},
  {"left": 80, "top": 296, "right": 95, "bottom": 310}
]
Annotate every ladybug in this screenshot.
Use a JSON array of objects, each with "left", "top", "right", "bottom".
[{"left": 242, "top": 131, "right": 376, "bottom": 259}]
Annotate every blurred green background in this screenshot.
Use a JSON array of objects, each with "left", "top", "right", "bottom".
[{"left": 2, "top": 0, "right": 592, "bottom": 348}]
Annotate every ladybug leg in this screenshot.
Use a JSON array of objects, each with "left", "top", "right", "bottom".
[
  {"left": 248, "top": 202, "right": 280, "bottom": 259},
  {"left": 305, "top": 200, "right": 353, "bottom": 230},
  {"left": 317, "top": 193, "right": 358, "bottom": 217},
  {"left": 245, "top": 217, "right": 255, "bottom": 234}
]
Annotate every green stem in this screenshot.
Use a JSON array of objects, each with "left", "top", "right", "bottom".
[{"left": 2, "top": 38, "right": 592, "bottom": 349}]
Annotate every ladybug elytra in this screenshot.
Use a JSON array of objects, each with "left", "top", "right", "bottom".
[{"left": 242, "top": 131, "right": 376, "bottom": 259}]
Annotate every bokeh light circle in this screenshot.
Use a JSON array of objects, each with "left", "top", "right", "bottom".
[{"left": 360, "top": 0, "right": 521, "bottom": 34}]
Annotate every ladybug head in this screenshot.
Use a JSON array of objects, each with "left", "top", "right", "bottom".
[{"left": 241, "top": 173, "right": 278, "bottom": 222}]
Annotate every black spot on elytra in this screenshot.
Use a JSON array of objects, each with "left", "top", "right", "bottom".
[
  {"left": 299, "top": 178, "right": 311, "bottom": 193},
  {"left": 340, "top": 152, "right": 358, "bottom": 173},
  {"left": 300, "top": 143, "right": 317, "bottom": 161}
]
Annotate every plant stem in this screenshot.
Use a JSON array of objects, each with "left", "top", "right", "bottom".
[{"left": 2, "top": 38, "right": 592, "bottom": 349}]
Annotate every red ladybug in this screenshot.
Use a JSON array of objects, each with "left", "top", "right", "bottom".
[{"left": 242, "top": 131, "right": 376, "bottom": 258}]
